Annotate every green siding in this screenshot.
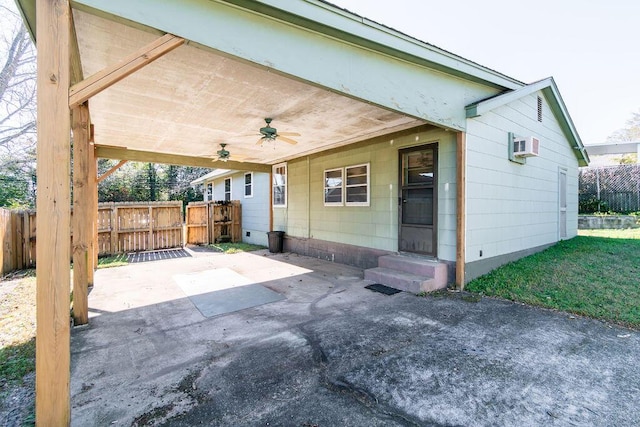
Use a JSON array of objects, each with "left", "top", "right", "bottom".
[
  {"left": 281, "top": 128, "right": 457, "bottom": 261},
  {"left": 466, "top": 92, "right": 580, "bottom": 263}
]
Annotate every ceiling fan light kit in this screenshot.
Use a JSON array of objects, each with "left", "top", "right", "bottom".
[
  {"left": 257, "top": 118, "right": 299, "bottom": 147},
  {"left": 216, "top": 143, "right": 230, "bottom": 162}
]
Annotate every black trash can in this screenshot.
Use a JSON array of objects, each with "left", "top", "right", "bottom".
[{"left": 267, "top": 231, "right": 285, "bottom": 253}]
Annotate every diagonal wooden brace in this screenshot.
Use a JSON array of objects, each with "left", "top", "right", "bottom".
[{"left": 69, "top": 33, "right": 184, "bottom": 108}]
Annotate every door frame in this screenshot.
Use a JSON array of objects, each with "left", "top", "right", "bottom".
[
  {"left": 398, "top": 143, "right": 438, "bottom": 256},
  {"left": 558, "top": 167, "right": 568, "bottom": 240}
]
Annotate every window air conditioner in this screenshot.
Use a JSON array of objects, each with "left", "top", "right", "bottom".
[{"left": 513, "top": 136, "right": 540, "bottom": 157}]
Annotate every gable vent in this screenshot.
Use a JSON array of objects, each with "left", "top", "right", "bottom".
[{"left": 537, "top": 96, "right": 543, "bottom": 122}]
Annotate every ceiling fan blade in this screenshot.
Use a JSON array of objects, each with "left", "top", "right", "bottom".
[
  {"left": 277, "top": 132, "right": 301, "bottom": 137},
  {"left": 278, "top": 135, "right": 299, "bottom": 145},
  {"left": 256, "top": 137, "right": 265, "bottom": 145}
]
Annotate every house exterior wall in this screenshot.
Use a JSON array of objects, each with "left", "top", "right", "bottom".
[
  {"left": 274, "top": 126, "right": 458, "bottom": 263},
  {"left": 205, "top": 172, "right": 270, "bottom": 246},
  {"left": 465, "top": 92, "right": 579, "bottom": 280}
]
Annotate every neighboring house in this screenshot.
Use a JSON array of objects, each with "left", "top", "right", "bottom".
[{"left": 191, "top": 170, "right": 270, "bottom": 247}]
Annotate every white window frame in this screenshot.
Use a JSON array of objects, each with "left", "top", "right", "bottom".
[
  {"left": 272, "top": 163, "right": 287, "bottom": 208},
  {"left": 323, "top": 167, "right": 343, "bottom": 206},
  {"left": 244, "top": 172, "right": 253, "bottom": 198},
  {"left": 224, "top": 177, "right": 232, "bottom": 201},
  {"left": 322, "top": 163, "right": 370, "bottom": 207},
  {"left": 345, "top": 163, "right": 370, "bottom": 206},
  {"left": 206, "top": 183, "right": 213, "bottom": 201}
]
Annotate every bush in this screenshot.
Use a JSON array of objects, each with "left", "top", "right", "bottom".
[{"left": 579, "top": 195, "right": 609, "bottom": 214}]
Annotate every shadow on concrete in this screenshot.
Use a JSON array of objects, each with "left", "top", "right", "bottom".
[{"left": 70, "top": 252, "right": 640, "bottom": 427}]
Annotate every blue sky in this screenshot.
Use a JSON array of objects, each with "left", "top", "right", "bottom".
[{"left": 333, "top": 0, "right": 640, "bottom": 145}]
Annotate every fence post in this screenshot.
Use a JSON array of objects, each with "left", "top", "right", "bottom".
[
  {"left": 148, "top": 205, "right": 154, "bottom": 250},
  {"left": 110, "top": 206, "right": 118, "bottom": 254}
]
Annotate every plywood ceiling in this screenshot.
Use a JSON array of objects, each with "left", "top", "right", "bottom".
[{"left": 73, "top": 10, "right": 426, "bottom": 165}]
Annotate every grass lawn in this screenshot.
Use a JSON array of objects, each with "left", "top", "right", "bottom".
[
  {"left": 206, "top": 242, "right": 266, "bottom": 254},
  {"left": 0, "top": 272, "right": 36, "bottom": 386},
  {"left": 467, "top": 229, "right": 640, "bottom": 329}
]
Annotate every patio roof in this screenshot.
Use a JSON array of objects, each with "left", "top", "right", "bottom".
[{"left": 16, "top": 0, "right": 520, "bottom": 170}]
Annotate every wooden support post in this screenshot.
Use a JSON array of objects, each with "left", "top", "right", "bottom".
[
  {"left": 35, "top": 0, "right": 71, "bottom": 424},
  {"left": 456, "top": 132, "right": 467, "bottom": 289},
  {"left": 88, "top": 145, "right": 96, "bottom": 285},
  {"left": 72, "top": 103, "right": 91, "bottom": 325},
  {"left": 269, "top": 171, "right": 273, "bottom": 232},
  {"left": 92, "top": 153, "right": 98, "bottom": 268}
]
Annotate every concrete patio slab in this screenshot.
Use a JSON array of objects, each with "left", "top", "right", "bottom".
[
  {"left": 70, "top": 248, "right": 640, "bottom": 426},
  {"left": 173, "top": 268, "right": 285, "bottom": 317}
]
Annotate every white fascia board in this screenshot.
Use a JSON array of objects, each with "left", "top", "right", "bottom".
[
  {"left": 465, "top": 78, "right": 553, "bottom": 118},
  {"left": 466, "top": 77, "right": 589, "bottom": 166}
]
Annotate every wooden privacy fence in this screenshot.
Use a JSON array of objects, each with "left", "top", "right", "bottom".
[
  {"left": 186, "top": 201, "right": 242, "bottom": 245},
  {"left": 96, "top": 201, "right": 183, "bottom": 255},
  {"left": 0, "top": 208, "right": 30, "bottom": 275},
  {"left": 0, "top": 202, "right": 184, "bottom": 275}
]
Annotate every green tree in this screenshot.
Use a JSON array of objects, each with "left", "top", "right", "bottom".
[{"left": 607, "top": 109, "right": 640, "bottom": 142}]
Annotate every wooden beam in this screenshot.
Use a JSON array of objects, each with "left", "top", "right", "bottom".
[
  {"left": 95, "top": 145, "right": 272, "bottom": 173},
  {"left": 35, "top": 0, "right": 71, "bottom": 424},
  {"left": 69, "top": 9, "right": 83, "bottom": 85},
  {"left": 69, "top": 33, "right": 184, "bottom": 108},
  {"left": 456, "top": 132, "right": 466, "bottom": 289},
  {"left": 97, "top": 159, "right": 128, "bottom": 183},
  {"left": 72, "top": 103, "right": 91, "bottom": 326}
]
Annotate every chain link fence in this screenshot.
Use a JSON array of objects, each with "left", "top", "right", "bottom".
[{"left": 579, "top": 164, "right": 640, "bottom": 213}]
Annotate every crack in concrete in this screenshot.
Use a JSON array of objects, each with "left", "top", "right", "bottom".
[{"left": 297, "top": 323, "right": 425, "bottom": 427}]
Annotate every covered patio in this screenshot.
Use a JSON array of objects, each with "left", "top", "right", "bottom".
[{"left": 17, "top": 0, "right": 527, "bottom": 422}]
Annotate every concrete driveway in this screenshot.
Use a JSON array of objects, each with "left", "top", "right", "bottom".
[{"left": 71, "top": 249, "right": 640, "bottom": 426}]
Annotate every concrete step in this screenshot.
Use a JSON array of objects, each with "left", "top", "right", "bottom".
[
  {"left": 378, "top": 255, "right": 447, "bottom": 283},
  {"left": 364, "top": 267, "right": 445, "bottom": 294}
]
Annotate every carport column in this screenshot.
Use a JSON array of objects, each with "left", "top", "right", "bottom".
[
  {"left": 456, "top": 131, "right": 466, "bottom": 289},
  {"left": 88, "top": 141, "right": 97, "bottom": 284},
  {"left": 72, "top": 102, "right": 91, "bottom": 325},
  {"left": 35, "top": 0, "right": 72, "bottom": 424}
]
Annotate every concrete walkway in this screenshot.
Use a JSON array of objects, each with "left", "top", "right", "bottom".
[{"left": 71, "top": 249, "right": 640, "bottom": 426}]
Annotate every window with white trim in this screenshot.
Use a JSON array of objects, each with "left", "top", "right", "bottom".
[
  {"left": 272, "top": 163, "right": 287, "bottom": 207},
  {"left": 324, "top": 168, "right": 343, "bottom": 205},
  {"left": 322, "top": 163, "right": 370, "bottom": 206},
  {"left": 224, "top": 177, "right": 231, "bottom": 201},
  {"left": 345, "top": 164, "right": 369, "bottom": 205},
  {"left": 206, "top": 183, "right": 213, "bottom": 201},
  {"left": 244, "top": 172, "right": 253, "bottom": 198}
]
